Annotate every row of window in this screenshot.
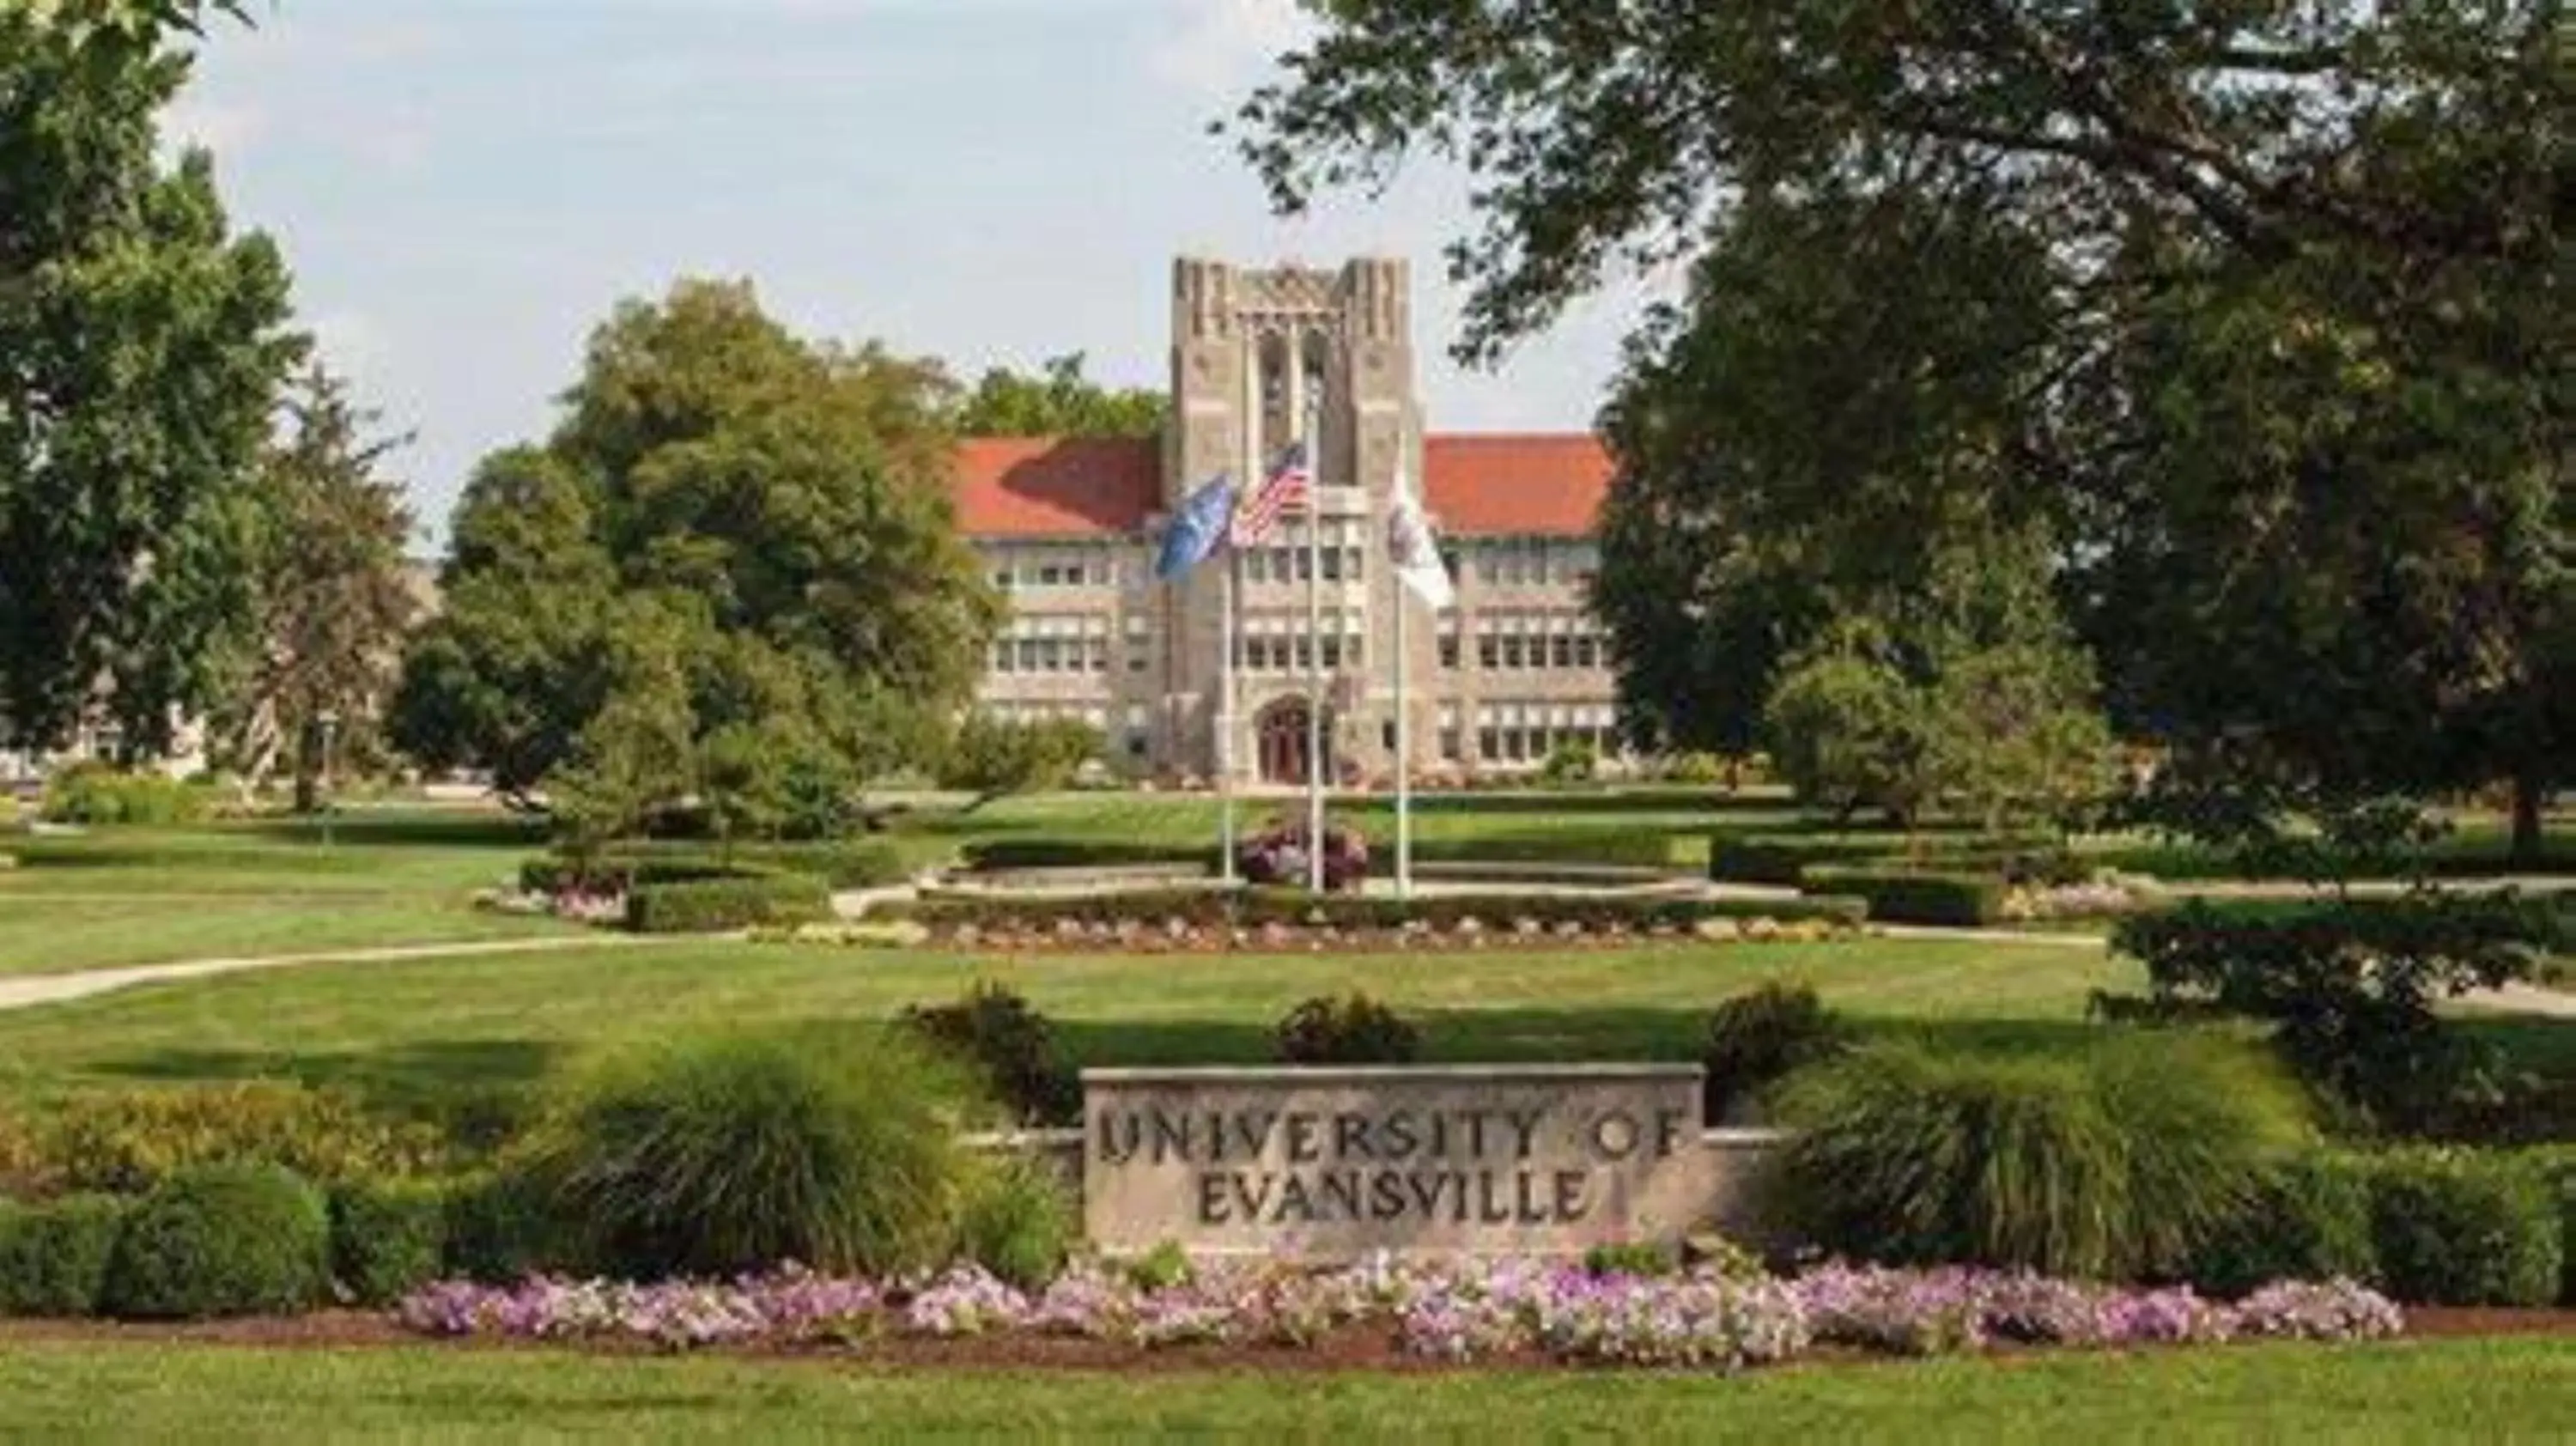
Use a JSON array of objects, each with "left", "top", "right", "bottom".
[
  {"left": 1432, "top": 611, "right": 1607, "bottom": 672},
  {"left": 1233, "top": 634, "right": 1366, "bottom": 672},
  {"left": 1470, "top": 537, "right": 1601, "bottom": 587},
  {"left": 987, "top": 544, "right": 1127, "bottom": 591}
]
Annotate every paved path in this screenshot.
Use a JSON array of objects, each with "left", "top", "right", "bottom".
[{"left": 0, "top": 934, "right": 659, "bottom": 1014}]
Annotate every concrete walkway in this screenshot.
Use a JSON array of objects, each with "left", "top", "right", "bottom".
[{"left": 0, "top": 934, "right": 659, "bottom": 1014}]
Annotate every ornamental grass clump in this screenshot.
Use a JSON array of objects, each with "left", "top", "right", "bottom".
[
  {"left": 1768, "top": 1032, "right": 2309, "bottom": 1281},
  {"left": 522, "top": 1031, "right": 972, "bottom": 1281}
]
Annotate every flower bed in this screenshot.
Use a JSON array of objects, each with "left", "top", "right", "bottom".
[{"left": 398, "top": 1259, "right": 2401, "bottom": 1364}]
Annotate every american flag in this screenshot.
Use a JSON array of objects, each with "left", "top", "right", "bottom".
[{"left": 1230, "top": 440, "right": 1311, "bottom": 545}]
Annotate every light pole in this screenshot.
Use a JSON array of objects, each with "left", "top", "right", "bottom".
[{"left": 317, "top": 709, "right": 339, "bottom": 849}]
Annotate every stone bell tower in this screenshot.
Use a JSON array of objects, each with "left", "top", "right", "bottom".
[{"left": 1162, "top": 256, "right": 1423, "bottom": 785}]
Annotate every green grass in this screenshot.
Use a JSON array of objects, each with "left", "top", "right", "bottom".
[
  {"left": 0, "top": 1338, "right": 2563, "bottom": 1443},
  {"left": 0, "top": 898, "right": 575, "bottom": 978},
  {"left": 0, "top": 936, "right": 2131, "bottom": 1122},
  {"left": 0, "top": 811, "right": 561, "bottom": 975}
]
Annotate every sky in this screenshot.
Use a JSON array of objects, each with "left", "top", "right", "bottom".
[{"left": 168, "top": 0, "right": 1667, "bottom": 543}]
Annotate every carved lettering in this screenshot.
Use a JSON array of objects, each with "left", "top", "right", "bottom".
[{"left": 1590, "top": 1110, "right": 1640, "bottom": 1160}]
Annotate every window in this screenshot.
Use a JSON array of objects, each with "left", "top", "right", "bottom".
[
  {"left": 1380, "top": 720, "right": 1397, "bottom": 751},
  {"left": 1440, "top": 703, "right": 1461, "bottom": 762},
  {"left": 1439, "top": 544, "right": 1462, "bottom": 583},
  {"left": 1502, "top": 629, "right": 1527, "bottom": 670},
  {"left": 1552, "top": 631, "right": 1575, "bottom": 670},
  {"left": 1479, "top": 726, "right": 1500, "bottom": 762},
  {"left": 1575, "top": 630, "right": 1601, "bottom": 669},
  {"left": 1501, "top": 540, "right": 1528, "bottom": 586},
  {"left": 1321, "top": 547, "right": 1342, "bottom": 582},
  {"left": 1087, "top": 638, "right": 1109, "bottom": 672},
  {"left": 1293, "top": 546, "right": 1312, "bottom": 582},
  {"left": 1015, "top": 637, "right": 1039, "bottom": 671},
  {"left": 1437, "top": 611, "right": 1460, "bottom": 670},
  {"left": 1320, "top": 635, "right": 1342, "bottom": 670},
  {"left": 1478, "top": 629, "right": 1499, "bottom": 671},
  {"left": 1294, "top": 635, "right": 1313, "bottom": 671},
  {"left": 992, "top": 641, "right": 1013, "bottom": 673},
  {"left": 992, "top": 568, "right": 1013, "bottom": 590}
]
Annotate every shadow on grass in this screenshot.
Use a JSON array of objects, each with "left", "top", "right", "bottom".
[{"left": 238, "top": 814, "right": 550, "bottom": 851}]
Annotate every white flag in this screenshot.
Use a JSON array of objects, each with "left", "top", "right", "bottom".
[{"left": 1385, "top": 460, "right": 1455, "bottom": 609}]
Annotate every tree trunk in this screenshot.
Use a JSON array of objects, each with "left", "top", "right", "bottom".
[{"left": 2510, "top": 769, "right": 2546, "bottom": 869}]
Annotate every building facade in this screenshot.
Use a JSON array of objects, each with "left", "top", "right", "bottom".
[{"left": 954, "top": 256, "right": 1620, "bottom": 787}]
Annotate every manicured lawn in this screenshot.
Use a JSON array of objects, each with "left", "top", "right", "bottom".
[
  {"left": 0, "top": 935, "right": 2131, "bottom": 1120},
  {"left": 0, "top": 1338, "right": 2563, "bottom": 1442},
  {"left": 0, "top": 897, "right": 575, "bottom": 978}
]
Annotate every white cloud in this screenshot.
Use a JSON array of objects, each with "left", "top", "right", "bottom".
[
  {"left": 1145, "top": 0, "right": 1312, "bottom": 101},
  {"left": 162, "top": 97, "right": 269, "bottom": 157}
]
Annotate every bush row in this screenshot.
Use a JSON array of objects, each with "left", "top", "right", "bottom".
[
  {"left": 957, "top": 829, "right": 1694, "bottom": 876},
  {"left": 523, "top": 839, "right": 908, "bottom": 896},
  {"left": 1, "top": 1036, "right": 1079, "bottom": 1319},
  {"left": 38, "top": 763, "right": 212, "bottom": 826},
  {"left": 0, "top": 1165, "right": 447, "bottom": 1319},
  {"left": 0, "top": 1083, "right": 448, "bottom": 1199},
  {"left": 1765, "top": 1036, "right": 2572, "bottom": 1306},
  {"left": 625, "top": 874, "right": 835, "bottom": 933},
  {"left": 880, "top": 886, "right": 1870, "bottom": 935},
  {"left": 1799, "top": 870, "right": 2008, "bottom": 927}
]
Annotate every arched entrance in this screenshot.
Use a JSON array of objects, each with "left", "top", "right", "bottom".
[{"left": 1255, "top": 696, "right": 1333, "bottom": 785}]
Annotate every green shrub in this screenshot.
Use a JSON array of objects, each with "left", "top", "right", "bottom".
[
  {"left": 1540, "top": 739, "right": 1600, "bottom": 785},
  {"left": 101, "top": 1163, "right": 331, "bottom": 1320},
  {"left": 37, "top": 1084, "right": 447, "bottom": 1196},
  {"left": 526, "top": 1032, "right": 971, "bottom": 1279},
  {"left": 40, "top": 762, "right": 209, "bottom": 826},
  {"left": 954, "top": 1157, "right": 1075, "bottom": 1291},
  {"left": 1122, "top": 1240, "right": 1193, "bottom": 1291},
  {"left": 1709, "top": 835, "right": 1892, "bottom": 886},
  {"left": 625, "top": 873, "right": 832, "bottom": 933},
  {"left": 329, "top": 1178, "right": 449, "bottom": 1306},
  {"left": 440, "top": 1169, "right": 574, "bottom": 1284},
  {"left": 1803, "top": 869, "right": 2007, "bottom": 927},
  {"left": 2360, "top": 1149, "right": 2561, "bottom": 1307},
  {"left": 881, "top": 886, "right": 1867, "bottom": 936},
  {"left": 1703, "top": 983, "right": 1846, "bottom": 1123},
  {"left": 1769, "top": 1032, "right": 2309, "bottom": 1280},
  {"left": 958, "top": 839, "right": 1218, "bottom": 873},
  {"left": 901, "top": 983, "right": 1079, "bottom": 1127},
  {"left": 2184, "top": 1152, "right": 2379, "bottom": 1299},
  {"left": 1274, "top": 994, "right": 1421, "bottom": 1066},
  {"left": 1582, "top": 1241, "right": 1678, "bottom": 1278},
  {"left": 0, "top": 1194, "right": 127, "bottom": 1317},
  {"left": 2534, "top": 1149, "right": 2576, "bottom": 1306}
]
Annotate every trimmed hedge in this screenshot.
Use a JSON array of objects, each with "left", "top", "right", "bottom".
[
  {"left": 958, "top": 839, "right": 1218, "bottom": 873},
  {"left": 2361, "top": 1149, "right": 2561, "bottom": 1308},
  {"left": 101, "top": 1163, "right": 331, "bottom": 1320},
  {"left": 329, "top": 1178, "right": 449, "bottom": 1306},
  {"left": 2185, "top": 1153, "right": 2379, "bottom": 1300},
  {"left": 0, "top": 1194, "right": 126, "bottom": 1317},
  {"left": 441, "top": 1170, "right": 573, "bottom": 1284},
  {"left": 626, "top": 874, "right": 834, "bottom": 933},
  {"left": 526, "top": 841, "right": 908, "bottom": 896},
  {"left": 1709, "top": 835, "right": 1897, "bottom": 886},
  {"left": 32, "top": 1082, "right": 447, "bottom": 1195},
  {"left": 879, "top": 886, "right": 1868, "bottom": 935},
  {"left": 1801, "top": 870, "right": 2006, "bottom": 927}
]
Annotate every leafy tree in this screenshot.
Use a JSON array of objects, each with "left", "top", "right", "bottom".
[
  {"left": 951, "top": 353, "right": 1165, "bottom": 438},
  {"left": 936, "top": 714, "right": 1101, "bottom": 811},
  {"left": 218, "top": 368, "right": 420, "bottom": 811},
  {"left": 1237, "top": 2, "right": 2569, "bottom": 862},
  {"left": 1764, "top": 531, "right": 2113, "bottom": 833},
  {"left": 0, "top": 5, "right": 300, "bottom": 755},
  {"left": 392, "top": 281, "right": 1002, "bottom": 828}
]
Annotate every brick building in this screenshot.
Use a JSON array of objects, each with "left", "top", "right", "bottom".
[{"left": 956, "top": 256, "right": 1620, "bottom": 786}]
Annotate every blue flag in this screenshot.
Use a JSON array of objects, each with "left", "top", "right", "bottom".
[{"left": 1155, "top": 472, "right": 1236, "bottom": 580}]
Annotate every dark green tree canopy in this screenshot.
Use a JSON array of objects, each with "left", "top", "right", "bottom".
[
  {"left": 951, "top": 353, "right": 1166, "bottom": 438},
  {"left": 1244, "top": 2, "right": 2568, "bottom": 854},
  {"left": 0, "top": 5, "right": 300, "bottom": 751},
  {"left": 393, "top": 280, "right": 1002, "bottom": 806}
]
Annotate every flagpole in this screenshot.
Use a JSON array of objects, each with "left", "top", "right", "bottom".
[
  {"left": 1218, "top": 542, "right": 1239, "bottom": 885},
  {"left": 1394, "top": 508, "right": 1411, "bottom": 901},
  {"left": 1304, "top": 407, "right": 1325, "bottom": 894}
]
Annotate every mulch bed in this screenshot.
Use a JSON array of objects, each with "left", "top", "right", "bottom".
[{"left": 3, "top": 1306, "right": 2567, "bottom": 1371}]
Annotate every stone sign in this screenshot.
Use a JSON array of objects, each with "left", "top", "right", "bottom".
[{"left": 1080, "top": 1064, "right": 1712, "bottom": 1257}]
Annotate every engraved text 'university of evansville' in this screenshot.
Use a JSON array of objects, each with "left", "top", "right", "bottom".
[{"left": 1080, "top": 1066, "right": 1710, "bottom": 1256}]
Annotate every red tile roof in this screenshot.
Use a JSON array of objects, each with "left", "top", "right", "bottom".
[
  {"left": 1423, "top": 433, "right": 1612, "bottom": 537},
  {"left": 950, "top": 436, "right": 1163, "bottom": 539},
  {"left": 949, "top": 432, "right": 1612, "bottom": 539}
]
